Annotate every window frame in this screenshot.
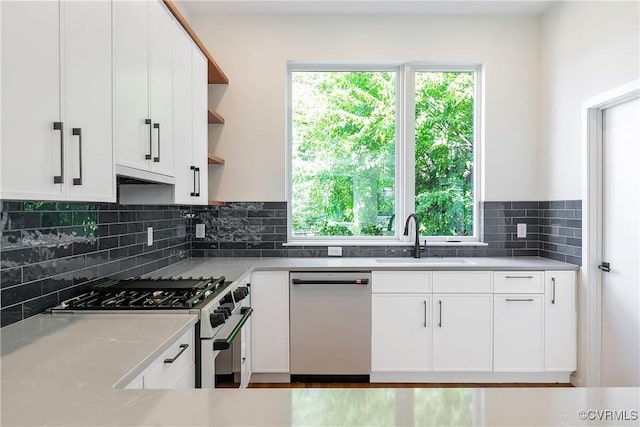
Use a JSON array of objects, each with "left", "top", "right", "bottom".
[
  {"left": 406, "top": 63, "right": 483, "bottom": 243},
  {"left": 286, "top": 62, "right": 483, "bottom": 245}
]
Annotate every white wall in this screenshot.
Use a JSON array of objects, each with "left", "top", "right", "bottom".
[
  {"left": 538, "top": 1, "right": 639, "bottom": 387},
  {"left": 193, "top": 14, "right": 540, "bottom": 202},
  {"left": 539, "top": 1, "right": 640, "bottom": 200}
]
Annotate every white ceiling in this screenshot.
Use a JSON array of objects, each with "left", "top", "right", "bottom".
[{"left": 181, "top": 0, "right": 556, "bottom": 16}]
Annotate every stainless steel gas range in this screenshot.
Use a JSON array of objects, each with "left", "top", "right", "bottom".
[{"left": 52, "top": 276, "right": 252, "bottom": 388}]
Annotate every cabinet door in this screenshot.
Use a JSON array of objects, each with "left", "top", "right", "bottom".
[
  {"left": 250, "top": 271, "right": 290, "bottom": 373},
  {"left": 372, "top": 294, "right": 430, "bottom": 372},
  {"left": 432, "top": 294, "right": 493, "bottom": 371},
  {"left": 148, "top": 0, "right": 174, "bottom": 176},
  {"left": 63, "top": 0, "right": 114, "bottom": 202},
  {"left": 191, "top": 47, "right": 209, "bottom": 205},
  {"left": 172, "top": 23, "right": 194, "bottom": 204},
  {"left": 544, "top": 271, "right": 577, "bottom": 371},
  {"left": 1, "top": 0, "right": 64, "bottom": 200},
  {"left": 113, "top": 0, "right": 150, "bottom": 171},
  {"left": 494, "top": 295, "right": 543, "bottom": 372}
]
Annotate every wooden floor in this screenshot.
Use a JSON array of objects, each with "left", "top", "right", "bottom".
[{"left": 249, "top": 382, "right": 573, "bottom": 389}]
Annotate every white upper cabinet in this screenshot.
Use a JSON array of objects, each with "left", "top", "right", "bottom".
[
  {"left": 114, "top": 0, "right": 174, "bottom": 180},
  {"left": 191, "top": 47, "right": 209, "bottom": 205},
  {"left": 1, "top": 0, "right": 114, "bottom": 202},
  {"left": 173, "top": 22, "right": 208, "bottom": 205},
  {"left": 148, "top": 0, "right": 174, "bottom": 176},
  {"left": 172, "top": 23, "right": 194, "bottom": 204}
]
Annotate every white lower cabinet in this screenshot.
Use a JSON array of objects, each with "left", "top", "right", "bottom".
[
  {"left": 124, "top": 326, "right": 195, "bottom": 389},
  {"left": 493, "top": 294, "right": 543, "bottom": 372},
  {"left": 544, "top": 271, "right": 577, "bottom": 371},
  {"left": 432, "top": 294, "right": 493, "bottom": 371},
  {"left": 371, "top": 269, "right": 577, "bottom": 382},
  {"left": 372, "top": 294, "right": 431, "bottom": 371},
  {"left": 250, "top": 271, "right": 290, "bottom": 374}
]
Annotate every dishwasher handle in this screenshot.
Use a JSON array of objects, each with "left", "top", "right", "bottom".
[{"left": 291, "top": 278, "right": 369, "bottom": 285}]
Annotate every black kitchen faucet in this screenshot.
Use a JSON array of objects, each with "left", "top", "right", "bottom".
[{"left": 403, "top": 214, "right": 421, "bottom": 258}]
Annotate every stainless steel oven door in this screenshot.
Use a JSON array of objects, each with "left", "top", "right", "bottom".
[{"left": 206, "top": 306, "right": 252, "bottom": 388}]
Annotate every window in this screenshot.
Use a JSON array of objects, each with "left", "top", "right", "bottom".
[{"left": 287, "top": 64, "right": 481, "bottom": 243}]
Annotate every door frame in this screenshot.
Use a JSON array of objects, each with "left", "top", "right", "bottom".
[{"left": 582, "top": 80, "right": 640, "bottom": 386}]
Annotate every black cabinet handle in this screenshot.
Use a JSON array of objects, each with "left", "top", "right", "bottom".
[
  {"left": 423, "top": 300, "right": 427, "bottom": 328},
  {"left": 551, "top": 277, "right": 556, "bottom": 304},
  {"left": 145, "top": 119, "right": 152, "bottom": 160},
  {"left": 190, "top": 165, "right": 198, "bottom": 197},
  {"left": 438, "top": 300, "right": 442, "bottom": 327},
  {"left": 53, "top": 122, "right": 64, "bottom": 184},
  {"left": 598, "top": 262, "right": 611, "bottom": 272},
  {"left": 195, "top": 167, "right": 200, "bottom": 197},
  {"left": 291, "top": 279, "right": 369, "bottom": 285},
  {"left": 72, "top": 128, "right": 82, "bottom": 185},
  {"left": 153, "top": 123, "right": 160, "bottom": 162},
  {"left": 164, "top": 344, "right": 189, "bottom": 364}
]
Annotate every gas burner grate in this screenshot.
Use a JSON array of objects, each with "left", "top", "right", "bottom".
[{"left": 58, "top": 276, "right": 228, "bottom": 310}]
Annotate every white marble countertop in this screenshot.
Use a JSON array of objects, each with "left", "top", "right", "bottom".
[
  {"left": 2, "top": 295, "right": 639, "bottom": 426},
  {"left": 2, "top": 317, "right": 639, "bottom": 427},
  {"left": 152, "top": 256, "right": 579, "bottom": 282}
]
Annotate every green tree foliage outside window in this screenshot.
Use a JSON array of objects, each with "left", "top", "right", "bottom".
[
  {"left": 415, "top": 71, "right": 475, "bottom": 237},
  {"left": 291, "top": 71, "right": 396, "bottom": 237},
  {"left": 290, "top": 68, "right": 475, "bottom": 238}
]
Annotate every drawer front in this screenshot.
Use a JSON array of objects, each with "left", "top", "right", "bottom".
[
  {"left": 372, "top": 271, "right": 431, "bottom": 293},
  {"left": 494, "top": 271, "right": 544, "bottom": 294},
  {"left": 432, "top": 271, "right": 492, "bottom": 293},
  {"left": 143, "top": 328, "right": 195, "bottom": 389}
]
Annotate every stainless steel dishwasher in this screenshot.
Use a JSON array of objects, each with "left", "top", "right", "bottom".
[{"left": 289, "top": 271, "right": 371, "bottom": 381}]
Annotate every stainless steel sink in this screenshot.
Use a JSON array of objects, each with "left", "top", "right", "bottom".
[{"left": 374, "top": 257, "right": 476, "bottom": 266}]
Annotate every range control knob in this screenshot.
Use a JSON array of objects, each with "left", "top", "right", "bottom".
[
  {"left": 209, "top": 312, "right": 226, "bottom": 328},
  {"left": 213, "top": 308, "right": 229, "bottom": 320},
  {"left": 239, "top": 286, "right": 249, "bottom": 296},
  {"left": 233, "top": 289, "right": 246, "bottom": 301},
  {"left": 219, "top": 303, "right": 235, "bottom": 317},
  {"left": 220, "top": 294, "right": 234, "bottom": 305}
]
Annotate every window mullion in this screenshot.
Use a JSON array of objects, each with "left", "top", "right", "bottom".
[{"left": 403, "top": 64, "right": 417, "bottom": 242}]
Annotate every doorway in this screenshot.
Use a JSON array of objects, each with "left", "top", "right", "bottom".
[{"left": 584, "top": 81, "right": 640, "bottom": 387}]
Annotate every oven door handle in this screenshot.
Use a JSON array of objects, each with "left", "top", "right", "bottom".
[{"left": 213, "top": 307, "right": 253, "bottom": 351}]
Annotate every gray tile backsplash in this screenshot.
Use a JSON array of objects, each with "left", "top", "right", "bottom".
[
  {"left": 1, "top": 198, "right": 582, "bottom": 327},
  {"left": 1, "top": 201, "right": 191, "bottom": 327},
  {"left": 192, "top": 200, "right": 582, "bottom": 264}
]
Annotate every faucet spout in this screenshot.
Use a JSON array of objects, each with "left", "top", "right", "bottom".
[{"left": 403, "top": 214, "right": 421, "bottom": 258}]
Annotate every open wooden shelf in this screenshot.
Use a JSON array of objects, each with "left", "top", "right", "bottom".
[
  {"left": 208, "top": 109, "right": 225, "bottom": 124},
  {"left": 208, "top": 154, "right": 225, "bottom": 165},
  {"left": 208, "top": 200, "right": 225, "bottom": 206},
  {"left": 163, "top": 0, "right": 229, "bottom": 84}
]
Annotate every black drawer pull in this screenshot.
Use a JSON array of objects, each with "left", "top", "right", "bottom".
[
  {"left": 505, "top": 298, "right": 535, "bottom": 302},
  {"left": 164, "top": 344, "right": 189, "bottom": 364},
  {"left": 504, "top": 275, "right": 534, "bottom": 279}
]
